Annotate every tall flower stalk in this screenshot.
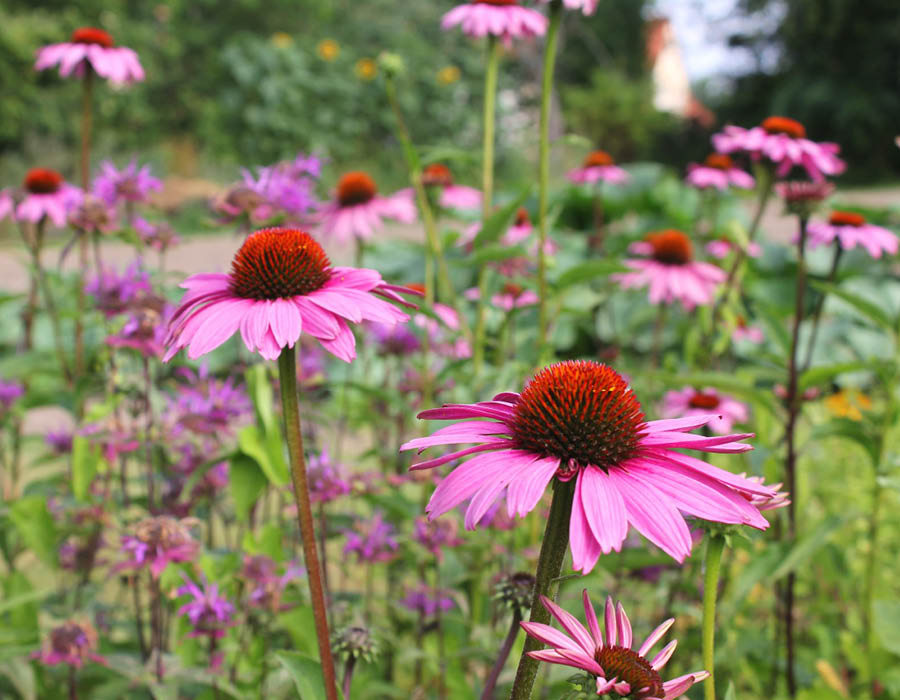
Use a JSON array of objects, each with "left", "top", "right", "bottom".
[
  {"left": 536, "top": 1, "right": 563, "bottom": 360},
  {"left": 701, "top": 534, "right": 726, "bottom": 700},
  {"left": 278, "top": 347, "right": 338, "bottom": 699},
  {"left": 472, "top": 36, "right": 502, "bottom": 376},
  {"left": 509, "top": 480, "right": 574, "bottom": 699},
  {"left": 75, "top": 69, "right": 94, "bottom": 377}
]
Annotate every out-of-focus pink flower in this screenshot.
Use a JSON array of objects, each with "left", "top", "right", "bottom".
[
  {"left": 0, "top": 378, "right": 24, "bottom": 413},
  {"left": 369, "top": 320, "right": 422, "bottom": 356},
  {"left": 106, "top": 298, "right": 173, "bottom": 358},
  {"left": 317, "top": 172, "right": 416, "bottom": 245},
  {"left": 660, "top": 387, "right": 749, "bottom": 435},
  {"left": 308, "top": 448, "right": 352, "bottom": 503},
  {"left": 521, "top": 592, "right": 708, "bottom": 698},
  {"left": 165, "top": 364, "right": 251, "bottom": 438},
  {"left": 46, "top": 429, "right": 74, "bottom": 454},
  {"left": 422, "top": 163, "right": 482, "bottom": 212},
  {"left": 735, "top": 474, "right": 790, "bottom": 511},
  {"left": 35, "top": 27, "right": 144, "bottom": 85},
  {"left": 567, "top": 150, "right": 630, "bottom": 186},
  {"left": 0, "top": 189, "right": 13, "bottom": 221},
  {"left": 805, "top": 210, "right": 899, "bottom": 259},
  {"left": 686, "top": 154, "right": 755, "bottom": 191},
  {"left": 705, "top": 239, "right": 762, "bottom": 260},
  {"left": 176, "top": 573, "right": 235, "bottom": 640},
  {"left": 400, "top": 586, "right": 455, "bottom": 617},
  {"left": 68, "top": 193, "right": 116, "bottom": 234},
  {"left": 84, "top": 261, "right": 153, "bottom": 317},
  {"left": 713, "top": 116, "right": 844, "bottom": 182},
  {"left": 458, "top": 206, "right": 533, "bottom": 248},
  {"left": 413, "top": 516, "right": 463, "bottom": 560},
  {"left": 441, "top": 1, "right": 548, "bottom": 41},
  {"left": 343, "top": 511, "right": 398, "bottom": 563},
  {"left": 491, "top": 282, "right": 539, "bottom": 312},
  {"left": 732, "top": 317, "right": 764, "bottom": 344},
  {"left": 32, "top": 621, "right": 107, "bottom": 669},
  {"left": 412, "top": 293, "right": 471, "bottom": 359},
  {"left": 16, "top": 168, "right": 82, "bottom": 228},
  {"left": 614, "top": 230, "right": 725, "bottom": 310},
  {"left": 116, "top": 516, "right": 199, "bottom": 579},
  {"left": 134, "top": 217, "right": 180, "bottom": 252},
  {"left": 243, "top": 556, "right": 304, "bottom": 613},
  {"left": 93, "top": 160, "right": 162, "bottom": 207}
]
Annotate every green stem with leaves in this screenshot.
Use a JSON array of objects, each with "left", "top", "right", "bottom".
[
  {"left": 277, "top": 348, "right": 338, "bottom": 700},
  {"left": 537, "top": 2, "right": 563, "bottom": 360},
  {"left": 473, "top": 36, "right": 502, "bottom": 377},
  {"left": 510, "top": 479, "right": 574, "bottom": 700},
  {"left": 702, "top": 534, "right": 726, "bottom": 700}
]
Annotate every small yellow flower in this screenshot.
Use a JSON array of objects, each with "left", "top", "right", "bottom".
[
  {"left": 355, "top": 58, "right": 377, "bottom": 81},
  {"left": 824, "top": 389, "right": 872, "bottom": 421},
  {"left": 437, "top": 65, "right": 461, "bottom": 86},
  {"left": 317, "top": 39, "right": 340, "bottom": 62},
  {"left": 271, "top": 32, "right": 293, "bottom": 49}
]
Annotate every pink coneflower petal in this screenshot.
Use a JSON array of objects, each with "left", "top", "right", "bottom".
[
  {"left": 638, "top": 617, "right": 675, "bottom": 657},
  {"left": 650, "top": 640, "right": 678, "bottom": 670}
]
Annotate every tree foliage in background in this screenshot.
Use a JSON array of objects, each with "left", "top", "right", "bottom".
[{"left": 724, "top": 0, "right": 900, "bottom": 182}]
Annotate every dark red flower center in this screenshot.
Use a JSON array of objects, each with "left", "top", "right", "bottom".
[
  {"left": 24, "top": 168, "right": 63, "bottom": 194},
  {"left": 229, "top": 227, "right": 332, "bottom": 300},
  {"left": 761, "top": 116, "right": 806, "bottom": 139},
  {"left": 502, "top": 282, "right": 523, "bottom": 297},
  {"left": 514, "top": 207, "right": 530, "bottom": 227},
  {"left": 406, "top": 282, "right": 426, "bottom": 295},
  {"left": 646, "top": 229, "right": 692, "bottom": 265},
  {"left": 829, "top": 210, "right": 866, "bottom": 227},
  {"left": 511, "top": 361, "right": 645, "bottom": 472},
  {"left": 71, "top": 27, "right": 114, "bottom": 47},
  {"left": 704, "top": 153, "right": 733, "bottom": 170},
  {"left": 422, "top": 164, "right": 454, "bottom": 188},
  {"left": 595, "top": 646, "right": 663, "bottom": 699},
  {"left": 584, "top": 150, "right": 614, "bottom": 168},
  {"left": 688, "top": 392, "right": 720, "bottom": 409},
  {"left": 337, "top": 171, "right": 377, "bottom": 207}
]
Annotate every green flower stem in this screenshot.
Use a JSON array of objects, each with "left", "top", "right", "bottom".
[
  {"left": 75, "top": 68, "right": 94, "bottom": 379},
  {"left": 537, "top": 2, "right": 563, "bottom": 360},
  {"left": 277, "top": 348, "right": 338, "bottom": 700},
  {"left": 384, "top": 77, "right": 464, "bottom": 322},
  {"left": 473, "top": 36, "right": 502, "bottom": 377},
  {"left": 801, "top": 244, "right": 843, "bottom": 371},
  {"left": 702, "top": 534, "right": 726, "bottom": 700},
  {"left": 510, "top": 479, "right": 575, "bottom": 700}
]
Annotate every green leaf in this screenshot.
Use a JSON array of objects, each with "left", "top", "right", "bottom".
[
  {"left": 769, "top": 514, "right": 847, "bottom": 581},
  {"left": 0, "top": 660, "right": 35, "bottom": 700},
  {"left": 472, "top": 188, "right": 531, "bottom": 247},
  {"left": 724, "top": 682, "right": 738, "bottom": 700},
  {"left": 72, "top": 434, "right": 101, "bottom": 502},
  {"left": 554, "top": 259, "right": 626, "bottom": 290},
  {"left": 810, "top": 280, "right": 895, "bottom": 332},
  {"left": 798, "top": 361, "right": 879, "bottom": 392},
  {"left": 810, "top": 418, "right": 878, "bottom": 466},
  {"left": 9, "top": 497, "right": 58, "bottom": 566},
  {"left": 0, "top": 586, "right": 53, "bottom": 616},
  {"left": 275, "top": 650, "right": 343, "bottom": 700},
  {"left": 462, "top": 244, "right": 528, "bottom": 266},
  {"left": 874, "top": 600, "right": 900, "bottom": 656},
  {"left": 238, "top": 425, "right": 288, "bottom": 486},
  {"left": 229, "top": 453, "right": 268, "bottom": 521}
]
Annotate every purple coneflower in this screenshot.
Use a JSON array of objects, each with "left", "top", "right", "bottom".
[
  {"left": 16, "top": 168, "right": 82, "bottom": 228},
  {"left": 614, "top": 230, "right": 725, "bottom": 310},
  {"left": 442, "top": 0, "right": 548, "bottom": 41},
  {"left": 166, "top": 365, "right": 251, "bottom": 438},
  {"left": 403, "top": 360, "right": 775, "bottom": 571},
  {"left": 567, "top": 151, "right": 630, "bottom": 186},
  {"left": 805, "top": 210, "right": 898, "bottom": 259},
  {"left": 35, "top": 27, "right": 144, "bottom": 85},
  {"left": 660, "top": 387, "right": 749, "bottom": 435},
  {"left": 317, "top": 172, "right": 416, "bottom": 245},
  {"left": 522, "top": 591, "right": 708, "bottom": 699},
  {"left": 713, "top": 116, "right": 844, "bottom": 183},
  {"left": 164, "top": 227, "right": 416, "bottom": 362},
  {"left": 422, "top": 163, "right": 482, "bottom": 212},
  {"left": 686, "top": 154, "right": 755, "bottom": 191}
]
